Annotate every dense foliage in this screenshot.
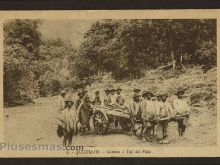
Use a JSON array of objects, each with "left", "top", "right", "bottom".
[
  {"left": 78, "top": 19, "right": 216, "bottom": 79},
  {"left": 3, "top": 19, "right": 216, "bottom": 106}
]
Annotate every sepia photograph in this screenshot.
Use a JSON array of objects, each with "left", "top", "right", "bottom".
[{"left": 1, "top": 12, "right": 218, "bottom": 157}]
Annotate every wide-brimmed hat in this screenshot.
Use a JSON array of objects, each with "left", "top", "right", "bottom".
[
  {"left": 116, "top": 87, "right": 122, "bottom": 91},
  {"left": 82, "top": 89, "right": 88, "bottom": 93},
  {"left": 84, "top": 96, "right": 90, "bottom": 100},
  {"left": 161, "top": 94, "right": 168, "bottom": 99},
  {"left": 65, "top": 100, "right": 74, "bottom": 105},
  {"left": 110, "top": 88, "right": 116, "bottom": 92},
  {"left": 176, "top": 90, "right": 185, "bottom": 96},
  {"left": 104, "top": 88, "right": 110, "bottom": 92},
  {"left": 151, "top": 96, "right": 157, "bottom": 100},
  {"left": 61, "top": 90, "right": 67, "bottom": 94},
  {"left": 142, "top": 91, "right": 153, "bottom": 97},
  {"left": 156, "top": 94, "right": 162, "bottom": 98},
  {"left": 132, "top": 93, "right": 141, "bottom": 98},
  {"left": 133, "top": 88, "right": 141, "bottom": 93}
]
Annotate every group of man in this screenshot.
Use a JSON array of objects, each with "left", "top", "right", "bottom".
[
  {"left": 93, "top": 87, "right": 190, "bottom": 143},
  {"left": 57, "top": 89, "right": 93, "bottom": 146},
  {"left": 57, "top": 86, "right": 190, "bottom": 145},
  {"left": 128, "top": 89, "right": 190, "bottom": 143},
  {"left": 92, "top": 87, "right": 125, "bottom": 107}
]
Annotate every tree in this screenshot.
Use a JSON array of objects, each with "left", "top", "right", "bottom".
[
  {"left": 76, "top": 19, "right": 216, "bottom": 79},
  {"left": 4, "top": 20, "right": 42, "bottom": 105}
]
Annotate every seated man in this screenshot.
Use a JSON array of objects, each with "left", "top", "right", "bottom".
[
  {"left": 103, "top": 88, "right": 111, "bottom": 106},
  {"left": 108, "top": 88, "right": 117, "bottom": 105},
  {"left": 115, "top": 87, "right": 125, "bottom": 106}
]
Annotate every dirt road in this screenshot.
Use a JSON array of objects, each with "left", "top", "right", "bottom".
[{"left": 4, "top": 97, "right": 217, "bottom": 147}]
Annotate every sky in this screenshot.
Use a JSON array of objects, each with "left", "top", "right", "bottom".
[{"left": 39, "top": 19, "right": 97, "bottom": 48}]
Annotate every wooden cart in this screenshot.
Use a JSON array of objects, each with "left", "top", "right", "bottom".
[{"left": 92, "top": 105, "right": 132, "bottom": 135}]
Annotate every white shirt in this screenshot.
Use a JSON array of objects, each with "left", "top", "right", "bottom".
[
  {"left": 141, "top": 99, "right": 155, "bottom": 120},
  {"left": 173, "top": 98, "right": 190, "bottom": 115},
  {"left": 153, "top": 101, "right": 163, "bottom": 116},
  {"left": 159, "top": 101, "right": 174, "bottom": 118},
  {"left": 108, "top": 94, "right": 117, "bottom": 104}
]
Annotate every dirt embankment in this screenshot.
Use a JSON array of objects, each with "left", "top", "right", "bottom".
[{"left": 4, "top": 66, "right": 217, "bottom": 147}]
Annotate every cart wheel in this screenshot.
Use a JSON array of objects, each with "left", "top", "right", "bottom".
[
  {"left": 93, "top": 110, "right": 109, "bottom": 135},
  {"left": 119, "top": 118, "right": 132, "bottom": 131}
]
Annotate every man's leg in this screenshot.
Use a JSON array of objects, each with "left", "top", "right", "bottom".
[
  {"left": 145, "top": 126, "right": 153, "bottom": 142},
  {"left": 63, "top": 130, "right": 67, "bottom": 147},
  {"left": 68, "top": 131, "right": 74, "bottom": 146},
  {"left": 177, "top": 119, "right": 184, "bottom": 139},
  {"left": 115, "top": 119, "right": 119, "bottom": 127},
  {"left": 163, "top": 121, "right": 168, "bottom": 139}
]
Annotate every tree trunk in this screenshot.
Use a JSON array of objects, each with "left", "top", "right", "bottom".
[{"left": 169, "top": 31, "right": 176, "bottom": 70}]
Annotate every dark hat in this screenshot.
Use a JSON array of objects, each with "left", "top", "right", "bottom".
[
  {"left": 176, "top": 90, "right": 185, "bottom": 96},
  {"left": 133, "top": 88, "right": 141, "bottom": 93},
  {"left": 65, "top": 100, "right": 74, "bottom": 105},
  {"left": 104, "top": 88, "right": 110, "bottom": 92},
  {"left": 156, "top": 94, "right": 162, "bottom": 98},
  {"left": 110, "top": 88, "right": 116, "bottom": 92},
  {"left": 84, "top": 96, "right": 90, "bottom": 100},
  {"left": 132, "top": 93, "right": 141, "bottom": 98},
  {"left": 82, "top": 89, "right": 88, "bottom": 93},
  {"left": 161, "top": 94, "right": 168, "bottom": 98},
  {"left": 142, "top": 91, "right": 153, "bottom": 97},
  {"left": 116, "top": 87, "right": 122, "bottom": 91}
]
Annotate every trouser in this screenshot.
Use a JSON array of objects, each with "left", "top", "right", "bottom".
[
  {"left": 142, "top": 120, "right": 154, "bottom": 141},
  {"left": 177, "top": 118, "right": 187, "bottom": 137},
  {"left": 158, "top": 120, "right": 169, "bottom": 139},
  {"left": 131, "top": 115, "right": 141, "bottom": 135},
  {"left": 115, "top": 119, "right": 119, "bottom": 127},
  {"left": 63, "top": 129, "right": 74, "bottom": 147}
]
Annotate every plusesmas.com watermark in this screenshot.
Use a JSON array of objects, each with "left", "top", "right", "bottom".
[{"left": 0, "top": 143, "right": 84, "bottom": 152}]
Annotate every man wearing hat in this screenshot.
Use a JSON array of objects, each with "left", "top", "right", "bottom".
[
  {"left": 58, "top": 90, "right": 67, "bottom": 113},
  {"left": 93, "top": 90, "right": 102, "bottom": 105},
  {"left": 103, "top": 88, "right": 111, "bottom": 105},
  {"left": 133, "top": 88, "right": 142, "bottom": 101},
  {"left": 173, "top": 90, "right": 190, "bottom": 140},
  {"left": 108, "top": 88, "right": 117, "bottom": 105},
  {"left": 156, "top": 94, "right": 174, "bottom": 143},
  {"left": 75, "top": 88, "right": 88, "bottom": 109},
  {"left": 116, "top": 87, "right": 125, "bottom": 106},
  {"left": 78, "top": 95, "right": 92, "bottom": 134},
  {"left": 141, "top": 91, "right": 156, "bottom": 142},
  {"left": 58, "top": 100, "right": 78, "bottom": 146},
  {"left": 128, "top": 93, "right": 142, "bottom": 138}
]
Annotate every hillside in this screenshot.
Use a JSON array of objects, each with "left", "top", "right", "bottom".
[
  {"left": 89, "top": 66, "right": 217, "bottom": 111},
  {"left": 4, "top": 66, "right": 217, "bottom": 147}
]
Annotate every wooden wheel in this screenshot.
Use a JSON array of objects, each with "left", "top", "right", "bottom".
[
  {"left": 93, "top": 110, "right": 109, "bottom": 135},
  {"left": 119, "top": 118, "right": 132, "bottom": 131}
]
